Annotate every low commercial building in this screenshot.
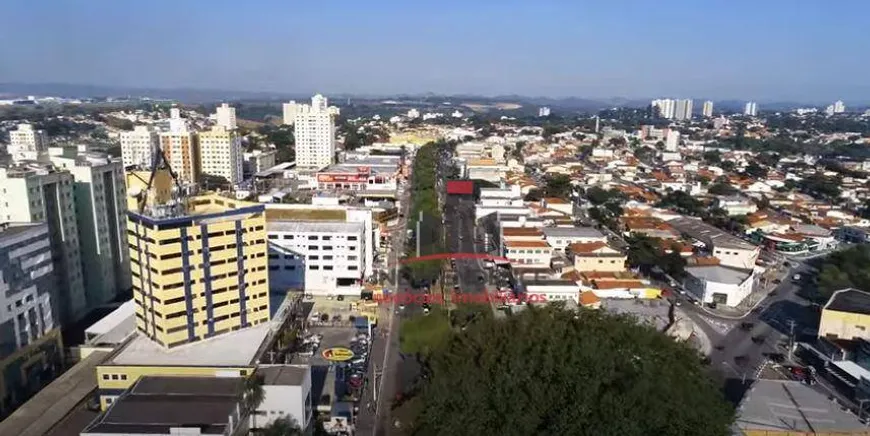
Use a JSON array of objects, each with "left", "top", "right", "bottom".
[
  {"left": 542, "top": 227, "right": 606, "bottom": 252},
  {"left": 316, "top": 157, "right": 400, "bottom": 192},
  {"left": 255, "top": 365, "right": 313, "bottom": 431},
  {"left": 95, "top": 322, "right": 269, "bottom": 409},
  {"left": 267, "top": 221, "right": 366, "bottom": 296},
  {"left": 523, "top": 279, "right": 581, "bottom": 304},
  {"left": 568, "top": 242, "right": 627, "bottom": 273},
  {"left": 819, "top": 288, "right": 870, "bottom": 341},
  {"left": 668, "top": 216, "right": 760, "bottom": 270},
  {"left": 0, "top": 223, "right": 63, "bottom": 418},
  {"left": 503, "top": 240, "right": 553, "bottom": 269},
  {"left": 264, "top": 204, "right": 377, "bottom": 290},
  {"left": 715, "top": 196, "right": 757, "bottom": 216},
  {"left": 684, "top": 263, "right": 756, "bottom": 307},
  {"left": 81, "top": 376, "right": 248, "bottom": 436}
]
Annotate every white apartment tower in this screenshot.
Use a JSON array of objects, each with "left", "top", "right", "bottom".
[
  {"left": 8, "top": 123, "right": 48, "bottom": 161},
  {"left": 833, "top": 100, "right": 846, "bottom": 114},
  {"left": 651, "top": 99, "right": 676, "bottom": 119},
  {"left": 119, "top": 125, "right": 159, "bottom": 169},
  {"left": 744, "top": 102, "right": 758, "bottom": 116},
  {"left": 198, "top": 125, "right": 244, "bottom": 186},
  {"left": 665, "top": 130, "right": 680, "bottom": 152},
  {"left": 215, "top": 103, "right": 237, "bottom": 130},
  {"left": 282, "top": 102, "right": 299, "bottom": 126},
  {"left": 48, "top": 147, "right": 131, "bottom": 307},
  {"left": 159, "top": 112, "right": 199, "bottom": 184},
  {"left": 538, "top": 107, "right": 551, "bottom": 117},
  {"left": 674, "top": 99, "right": 693, "bottom": 120},
  {"left": 702, "top": 101, "right": 714, "bottom": 117},
  {"left": 0, "top": 165, "right": 87, "bottom": 324},
  {"left": 292, "top": 94, "right": 338, "bottom": 170}
]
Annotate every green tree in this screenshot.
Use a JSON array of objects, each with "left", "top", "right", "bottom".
[
  {"left": 407, "top": 307, "right": 733, "bottom": 436},
  {"left": 543, "top": 174, "right": 573, "bottom": 199},
  {"left": 744, "top": 161, "right": 768, "bottom": 179},
  {"left": 260, "top": 416, "right": 304, "bottom": 436},
  {"left": 707, "top": 183, "right": 738, "bottom": 196},
  {"left": 584, "top": 186, "right": 612, "bottom": 205},
  {"left": 243, "top": 375, "right": 266, "bottom": 431},
  {"left": 703, "top": 150, "right": 722, "bottom": 164},
  {"left": 810, "top": 245, "right": 870, "bottom": 300}
]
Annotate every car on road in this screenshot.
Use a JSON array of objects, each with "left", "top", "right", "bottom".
[
  {"left": 740, "top": 322, "right": 754, "bottom": 331},
  {"left": 773, "top": 279, "right": 781, "bottom": 284}
]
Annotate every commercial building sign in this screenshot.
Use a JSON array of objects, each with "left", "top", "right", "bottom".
[
  {"left": 317, "top": 173, "right": 368, "bottom": 183},
  {"left": 321, "top": 347, "right": 355, "bottom": 362}
]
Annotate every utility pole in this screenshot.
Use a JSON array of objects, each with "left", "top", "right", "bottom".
[{"left": 416, "top": 211, "right": 422, "bottom": 258}]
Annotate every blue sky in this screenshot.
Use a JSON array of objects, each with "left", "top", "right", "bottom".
[{"left": 1, "top": 0, "right": 869, "bottom": 102}]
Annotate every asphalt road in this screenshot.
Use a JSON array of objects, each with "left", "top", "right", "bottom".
[
  {"left": 445, "top": 195, "right": 488, "bottom": 296},
  {"left": 678, "top": 261, "right": 821, "bottom": 403}
]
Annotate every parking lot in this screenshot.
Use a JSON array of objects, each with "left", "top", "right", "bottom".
[{"left": 288, "top": 296, "right": 376, "bottom": 429}]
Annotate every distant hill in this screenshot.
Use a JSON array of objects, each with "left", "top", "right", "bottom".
[{"left": 0, "top": 82, "right": 859, "bottom": 112}]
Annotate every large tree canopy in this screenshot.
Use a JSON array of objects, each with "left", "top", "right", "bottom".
[{"left": 407, "top": 306, "right": 733, "bottom": 436}]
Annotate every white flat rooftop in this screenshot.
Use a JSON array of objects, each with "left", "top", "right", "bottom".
[{"left": 109, "top": 322, "right": 271, "bottom": 367}]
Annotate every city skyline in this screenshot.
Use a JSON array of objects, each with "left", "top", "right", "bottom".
[{"left": 1, "top": 1, "right": 869, "bottom": 101}]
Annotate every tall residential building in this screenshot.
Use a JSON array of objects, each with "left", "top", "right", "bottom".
[
  {"left": 0, "top": 222, "right": 63, "bottom": 417},
  {"left": 8, "top": 123, "right": 48, "bottom": 161},
  {"left": 538, "top": 107, "right": 551, "bottom": 117},
  {"left": 674, "top": 99, "right": 693, "bottom": 120},
  {"left": 168, "top": 107, "right": 188, "bottom": 133},
  {"left": 214, "top": 103, "right": 237, "bottom": 130},
  {"left": 702, "top": 101, "right": 714, "bottom": 117},
  {"left": 126, "top": 195, "right": 270, "bottom": 348},
  {"left": 199, "top": 126, "right": 243, "bottom": 186},
  {"left": 282, "top": 102, "right": 299, "bottom": 126},
  {"left": 744, "top": 102, "right": 758, "bottom": 116},
  {"left": 651, "top": 99, "right": 676, "bottom": 119},
  {"left": 119, "top": 125, "right": 159, "bottom": 169},
  {"left": 292, "top": 94, "right": 338, "bottom": 170},
  {"left": 0, "top": 165, "right": 86, "bottom": 324},
  {"left": 833, "top": 100, "right": 846, "bottom": 114},
  {"left": 159, "top": 129, "right": 199, "bottom": 184},
  {"left": 48, "top": 147, "right": 131, "bottom": 307},
  {"left": 665, "top": 130, "right": 680, "bottom": 152}
]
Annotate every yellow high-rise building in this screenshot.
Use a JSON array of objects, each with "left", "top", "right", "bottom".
[{"left": 127, "top": 195, "right": 270, "bottom": 348}]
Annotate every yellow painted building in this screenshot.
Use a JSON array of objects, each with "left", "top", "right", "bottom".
[
  {"left": 819, "top": 288, "right": 870, "bottom": 341},
  {"left": 127, "top": 195, "right": 270, "bottom": 348},
  {"left": 568, "top": 242, "right": 628, "bottom": 273}
]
